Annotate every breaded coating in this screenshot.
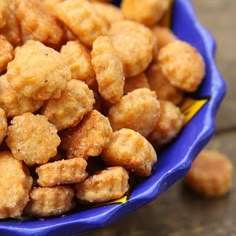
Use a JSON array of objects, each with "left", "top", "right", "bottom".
[
  {"left": 6, "top": 40, "right": 70, "bottom": 101},
  {"left": 42, "top": 0, "right": 64, "bottom": 15},
  {"left": 109, "top": 20, "right": 154, "bottom": 77},
  {"left": 0, "top": 152, "right": 33, "bottom": 219},
  {"left": 0, "top": 75, "right": 43, "bottom": 118},
  {"left": 146, "top": 64, "right": 183, "bottom": 105},
  {"left": 61, "top": 40, "right": 96, "bottom": 88},
  {"left": 0, "top": 35, "right": 13, "bottom": 74},
  {"left": 102, "top": 129, "right": 157, "bottom": 176},
  {"left": 15, "top": 0, "right": 64, "bottom": 47},
  {"left": 185, "top": 150, "right": 234, "bottom": 197},
  {"left": 0, "top": 0, "right": 8, "bottom": 29},
  {"left": 0, "top": 109, "right": 7, "bottom": 145},
  {"left": 90, "top": 0, "right": 112, "bottom": 2},
  {"left": 158, "top": 40, "right": 206, "bottom": 92},
  {"left": 92, "top": 2, "right": 123, "bottom": 27},
  {"left": 61, "top": 110, "right": 112, "bottom": 159},
  {"left": 108, "top": 88, "right": 160, "bottom": 137},
  {"left": 25, "top": 186, "right": 74, "bottom": 217},
  {"left": 6, "top": 113, "right": 61, "bottom": 165},
  {"left": 41, "top": 80, "right": 95, "bottom": 131},
  {"left": 124, "top": 73, "right": 150, "bottom": 94},
  {"left": 75, "top": 166, "right": 129, "bottom": 203},
  {"left": 36, "top": 158, "right": 88, "bottom": 187},
  {"left": 148, "top": 100, "right": 184, "bottom": 146},
  {"left": 55, "top": 0, "right": 107, "bottom": 47},
  {"left": 121, "top": 0, "right": 169, "bottom": 27},
  {"left": 91, "top": 36, "right": 125, "bottom": 104}
]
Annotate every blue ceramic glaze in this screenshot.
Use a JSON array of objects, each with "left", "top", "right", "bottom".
[{"left": 0, "top": 0, "right": 226, "bottom": 235}]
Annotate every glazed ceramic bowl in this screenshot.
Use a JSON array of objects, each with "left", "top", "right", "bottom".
[{"left": 0, "top": 0, "right": 226, "bottom": 235}]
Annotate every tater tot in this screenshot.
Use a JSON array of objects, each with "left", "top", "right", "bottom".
[
  {"left": 185, "top": 150, "right": 234, "bottom": 197},
  {"left": 6, "top": 113, "right": 61, "bottom": 165},
  {"left": 102, "top": 129, "right": 157, "bottom": 176},
  {"left": 0, "top": 152, "right": 33, "bottom": 219},
  {"left": 60, "top": 40, "right": 96, "bottom": 88},
  {"left": 75, "top": 166, "right": 129, "bottom": 203},
  {"left": 0, "top": 75, "right": 43, "bottom": 118},
  {"left": 6, "top": 40, "right": 70, "bottom": 101},
  {"left": 91, "top": 36, "right": 125, "bottom": 104},
  {"left": 0, "top": 109, "right": 7, "bottom": 145},
  {"left": 121, "top": 0, "right": 169, "bottom": 27},
  {"left": 15, "top": 0, "right": 64, "bottom": 47},
  {"left": 158, "top": 40, "right": 206, "bottom": 92},
  {"left": 36, "top": 158, "right": 88, "bottom": 187},
  {"left": 108, "top": 88, "right": 160, "bottom": 137},
  {"left": 25, "top": 186, "right": 74, "bottom": 217},
  {"left": 146, "top": 64, "right": 183, "bottom": 105},
  {"left": 148, "top": 100, "right": 184, "bottom": 146},
  {"left": 124, "top": 73, "right": 150, "bottom": 94},
  {"left": 0, "top": 35, "right": 13, "bottom": 74},
  {"left": 60, "top": 110, "right": 112, "bottom": 159},
  {"left": 41, "top": 80, "right": 95, "bottom": 131},
  {"left": 55, "top": 0, "right": 107, "bottom": 47}
]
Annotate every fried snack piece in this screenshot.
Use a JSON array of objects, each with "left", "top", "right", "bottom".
[
  {"left": 124, "top": 73, "right": 150, "bottom": 94},
  {"left": 121, "top": 0, "right": 169, "bottom": 27},
  {"left": 148, "top": 100, "right": 184, "bottom": 146},
  {"left": 15, "top": 0, "right": 64, "bottom": 47},
  {"left": 60, "top": 110, "right": 112, "bottom": 159},
  {"left": 42, "top": 0, "right": 64, "bottom": 15},
  {"left": 0, "top": 35, "right": 13, "bottom": 74},
  {"left": 6, "top": 113, "right": 61, "bottom": 165},
  {"left": 146, "top": 64, "right": 183, "bottom": 105},
  {"left": 55, "top": 0, "right": 107, "bottom": 47},
  {"left": 158, "top": 40, "right": 206, "bottom": 92},
  {"left": 102, "top": 129, "right": 157, "bottom": 176},
  {"left": 61, "top": 40, "right": 96, "bottom": 88},
  {"left": 0, "top": 152, "right": 33, "bottom": 219},
  {"left": 92, "top": 2, "right": 123, "bottom": 27},
  {"left": 36, "top": 158, "right": 88, "bottom": 187},
  {"left": 185, "top": 150, "right": 234, "bottom": 197},
  {"left": 91, "top": 36, "right": 125, "bottom": 104},
  {"left": 25, "top": 186, "right": 74, "bottom": 217},
  {"left": 0, "top": 109, "right": 7, "bottom": 145},
  {"left": 90, "top": 0, "right": 112, "bottom": 2},
  {"left": 75, "top": 166, "right": 129, "bottom": 203},
  {"left": 109, "top": 20, "right": 154, "bottom": 77},
  {"left": 0, "top": 75, "right": 43, "bottom": 118},
  {"left": 41, "top": 80, "right": 95, "bottom": 131},
  {"left": 0, "top": 0, "right": 8, "bottom": 29},
  {"left": 6, "top": 40, "right": 70, "bottom": 101},
  {"left": 108, "top": 88, "right": 160, "bottom": 137}
]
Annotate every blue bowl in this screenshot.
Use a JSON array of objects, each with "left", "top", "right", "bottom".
[{"left": 0, "top": 0, "right": 226, "bottom": 235}]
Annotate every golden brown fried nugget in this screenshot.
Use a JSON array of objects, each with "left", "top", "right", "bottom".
[
  {"left": 158, "top": 40, "right": 206, "bottom": 92},
  {"left": 6, "top": 40, "right": 70, "bottom": 101},
  {"left": 0, "top": 0, "right": 8, "bottom": 29},
  {"left": 146, "top": 64, "right": 183, "bottom": 105},
  {"left": 41, "top": 80, "right": 95, "bottom": 131},
  {"left": 15, "top": 0, "right": 64, "bottom": 47},
  {"left": 36, "top": 158, "right": 88, "bottom": 187},
  {"left": 124, "top": 73, "right": 150, "bottom": 94},
  {"left": 25, "top": 186, "right": 74, "bottom": 217},
  {"left": 60, "top": 40, "right": 96, "bottom": 88},
  {"left": 61, "top": 110, "right": 112, "bottom": 159},
  {"left": 55, "top": 0, "right": 107, "bottom": 47},
  {"left": 91, "top": 36, "right": 125, "bottom": 104},
  {"left": 148, "top": 100, "right": 184, "bottom": 146},
  {"left": 75, "top": 166, "right": 129, "bottom": 203},
  {"left": 6, "top": 113, "right": 61, "bottom": 165},
  {"left": 0, "top": 35, "right": 13, "bottom": 74},
  {"left": 0, "top": 109, "right": 7, "bottom": 145},
  {"left": 0, "top": 75, "right": 43, "bottom": 118},
  {"left": 108, "top": 88, "right": 160, "bottom": 137},
  {"left": 121, "top": 0, "right": 169, "bottom": 27},
  {"left": 185, "top": 150, "right": 234, "bottom": 197},
  {"left": 0, "top": 152, "right": 33, "bottom": 219},
  {"left": 42, "top": 0, "right": 64, "bottom": 15},
  {"left": 102, "top": 129, "right": 157, "bottom": 176}
]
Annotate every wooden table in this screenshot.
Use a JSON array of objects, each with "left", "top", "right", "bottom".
[{"left": 84, "top": 1, "right": 236, "bottom": 235}]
